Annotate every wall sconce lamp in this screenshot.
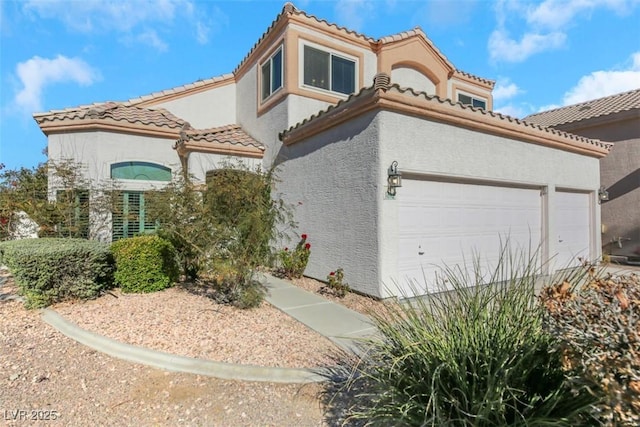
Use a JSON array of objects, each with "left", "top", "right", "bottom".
[
  {"left": 598, "top": 186, "right": 609, "bottom": 204},
  {"left": 387, "top": 161, "right": 402, "bottom": 196}
]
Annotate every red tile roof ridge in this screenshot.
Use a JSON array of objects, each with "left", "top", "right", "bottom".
[
  {"left": 34, "top": 102, "right": 187, "bottom": 130},
  {"left": 280, "top": 78, "right": 612, "bottom": 152},
  {"left": 123, "top": 73, "right": 235, "bottom": 106},
  {"left": 453, "top": 69, "right": 495, "bottom": 87},
  {"left": 233, "top": 3, "right": 374, "bottom": 75},
  {"left": 179, "top": 124, "right": 264, "bottom": 150}
]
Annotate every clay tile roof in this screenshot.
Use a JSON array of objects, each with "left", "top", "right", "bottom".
[
  {"left": 124, "top": 74, "right": 235, "bottom": 106},
  {"left": 34, "top": 102, "right": 187, "bottom": 129},
  {"left": 179, "top": 124, "right": 264, "bottom": 150},
  {"left": 280, "top": 74, "right": 611, "bottom": 155},
  {"left": 234, "top": 3, "right": 375, "bottom": 74},
  {"left": 524, "top": 88, "right": 640, "bottom": 127},
  {"left": 453, "top": 70, "right": 495, "bottom": 88}
]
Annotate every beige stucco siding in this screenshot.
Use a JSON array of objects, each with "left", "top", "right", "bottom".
[
  {"left": 391, "top": 66, "right": 436, "bottom": 94},
  {"left": 377, "top": 110, "right": 602, "bottom": 296},
  {"left": 276, "top": 111, "right": 382, "bottom": 297},
  {"left": 153, "top": 83, "right": 237, "bottom": 129}
]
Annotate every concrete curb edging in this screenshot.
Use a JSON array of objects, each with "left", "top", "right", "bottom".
[{"left": 41, "top": 309, "right": 327, "bottom": 384}]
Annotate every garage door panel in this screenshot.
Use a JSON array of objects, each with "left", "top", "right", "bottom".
[
  {"left": 554, "top": 191, "right": 591, "bottom": 268},
  {"left": 398, "top": 180, "right": 542, "bottom": 297}
]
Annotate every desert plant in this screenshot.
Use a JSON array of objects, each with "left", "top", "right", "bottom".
[
  {"left": 111, "top": 235, "right": 179, "bottom": 293},
  {"left": 341, "top": 249, "right": 599, "bottom": 426},
  {"left": 325, "top": 268, "right": 350, "bottom": 297},
  {"left": 541, "top": 266, "right": 640, "bottom": 426},
  {"left": 0, "top": 238, "right": 113, "bottom": 308},
  {"left": 278, "top": 234, "right": 311, "bottom": 279}
]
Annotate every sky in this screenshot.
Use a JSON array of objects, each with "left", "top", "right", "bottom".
[{"left": 1, "top": 0, "right": 639, "bottom": 171}]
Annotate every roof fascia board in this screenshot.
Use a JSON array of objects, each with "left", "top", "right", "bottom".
[
  {"left": 133, "top": 76, "right": 236, "bottom": 107},
  {"left": 176, "top": 141, "right": 264, "bottom": 158},
  {"left": 283, "top": 88, "right": 610, "bottom": 158},
  {"left": 38, "top": 120, "right": 180, "bottom": 139}
]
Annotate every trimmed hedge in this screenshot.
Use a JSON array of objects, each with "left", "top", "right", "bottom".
[
  {"left": 111, "top": 235, "right": 179, "bottom": 293},
  {"left": 0, "top": 238, "right": 114, "bottom": 308}
]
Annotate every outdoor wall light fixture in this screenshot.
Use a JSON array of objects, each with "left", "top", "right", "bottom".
[
  {"left": 598, "top": 186, "right": 609, "bottom": 203},
  {"left": 387, "top": 161, "right": 402, "bottom": 196}
]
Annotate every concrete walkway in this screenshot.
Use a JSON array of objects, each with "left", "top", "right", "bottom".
[
  {"left": 39, "top": 273, "right": 377, "bottom": 384},
  {"left": 260, "top": 274, "right": 378, "bottom": 354}
]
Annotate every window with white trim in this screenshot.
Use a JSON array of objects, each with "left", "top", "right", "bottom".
[
  {"left": 457, "top": 93, "right": 487, "bottom": 109},
  {"left": 261, "top": 47, "right": 283, "bottom": 101},
  {"left": 302, "top": 44, "right": 356, "bottom": 95}
]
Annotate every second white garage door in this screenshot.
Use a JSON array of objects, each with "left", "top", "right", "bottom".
[{"left": 397, "top": 179, "right": 542, "bottom": 297}]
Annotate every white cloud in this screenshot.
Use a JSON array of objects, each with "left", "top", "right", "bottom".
[
  {"left": 562, "top": 51, "right": 640, "bottom": 104},
  {"left": 14, "top": 55, "right": 100, "bottom": 113},
  {"left": 492, "top": 79, "right": 523, "bottom": 101},
  {"left": 526, "top": 0, "right": 638, "bottom": 30},
  {"left": 136, "top": 29, "right": 168, "bottom": 52},
  {"left": 488, "top": 29, "right": 565, "bottom": 63},
  {"left": 489, "top": 0, "right": 640, "bottom": 63},
  {"left": 493, "top": 104, "right": 528, "bottom": 118},
  {"left": 21, "top": 0, "right": 217, "bottom": 51},
  {"left": 333, "top": 0, "right": 375, "bottom": 32}
]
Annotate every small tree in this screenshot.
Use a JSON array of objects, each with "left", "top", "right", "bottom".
[{"left": 0, "top": 159, "right": 116, "bottom": 240}]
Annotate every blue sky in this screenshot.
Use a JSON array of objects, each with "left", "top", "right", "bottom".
[{"left": 1, "top": 0, "right": 639, "bottom": 170}]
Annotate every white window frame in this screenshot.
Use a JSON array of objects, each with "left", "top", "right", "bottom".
[
  {"left": 260, "top": 46, "right": 283, "bottom": 102},
  {"left": 298, "top": 40, "right": 358, "bottom": 97},
  {"left": 457, "top": 91, "right": 487, "bottom": 109}
]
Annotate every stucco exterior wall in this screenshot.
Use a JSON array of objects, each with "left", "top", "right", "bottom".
[
  {"left": 276, "top": 111, "right": 382, "bottom": 297},
  {"left": 391, "top": 66, "right": 436, "bottom": 94},
  {"left": 376, "top": 110, "right": 602, "bottom": 297},
  {"left": 236, "top": 65, "right": 289, "bottom": 167},
  {"left": 153, "top": 83, "right": 237, "bottom": 129},
  {"left": 187, "top": 152, "right": 262, "bottom": 183},
  {"left": 48, "top": 131, "right": 181, "bottom": 187}
]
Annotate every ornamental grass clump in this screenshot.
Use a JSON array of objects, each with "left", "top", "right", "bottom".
[{"left": 342, "top": 249, "right": 598, "bottom": 426}]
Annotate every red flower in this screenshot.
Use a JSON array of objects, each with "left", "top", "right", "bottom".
[
  {"left": 0, "top": 217, "right": 7, "bottom": 225},
  {"left": 329, "top": 271, "right": 335, "bottom": 276},
  {"left": 305, "top": 243, "right": 311, "bottom": 250},
  {"left": 301, "top": 234, "right": 308, "bottom": 240},
  {"left": 284, "top": 247, "right": 288, "bottom": 251}
]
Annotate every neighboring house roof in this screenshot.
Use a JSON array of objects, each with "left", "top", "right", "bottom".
[
  {"left": 34, "top": 102, "right": 187, "bottom": 138},
  {"left": 175, "top": 124, "right": 265, "bottom": 158},
  {"left": 280, "top": 73, "right": 611, "bottom": 158},
  {"left": 524, "top": 88, "right": 640, "bottom": 127}
]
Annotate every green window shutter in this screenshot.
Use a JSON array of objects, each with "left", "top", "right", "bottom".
[{"left": 112, "top": 191, "right": 156, "bottom": 241}]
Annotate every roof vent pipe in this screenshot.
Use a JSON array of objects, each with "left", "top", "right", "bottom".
[{"left": 373, "top": 73, "right": 391, "bottom": 91}]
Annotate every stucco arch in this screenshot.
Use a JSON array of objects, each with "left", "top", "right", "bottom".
[
  {"left": 391, "top": 62, "right": 437, "bottom": 94},
  {"left": 377, "top": 36, "right": 453, "bottom": 99}
]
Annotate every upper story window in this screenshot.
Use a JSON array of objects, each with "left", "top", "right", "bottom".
[
  {"left": 458, "top": 93, "right": 487, "bottom": 110},
  {"left": 303, "top": 44, "right": 356, "bottom": 95},
  {"left": 261, "top": 47, "right": 283, "bottom": 101}
]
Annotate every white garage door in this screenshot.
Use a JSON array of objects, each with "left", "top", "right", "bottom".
[
  {"left": 554, "top": 191, "right": 591, "bottom": 269},
  {"left": 397, "top": 179, "right": 542, "bottom": 297}
]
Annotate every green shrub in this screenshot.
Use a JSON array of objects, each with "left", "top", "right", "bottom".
[
  {"left": 111, "top": 235, "right": 179, "bottom": 293},
  {"left": 277, "top": 234, "right": 311, "bottom": 279},
  {"left": 0, "top": 238, "right": 113, "bottom": 308},
  {"left": 342, "top": 250, "right": 598, "bottom": 426},
  {"left": 325, "top": 268, "right": 350, "bottom": 297},
  {"left": 203, "top": 261, "right": 265, "bottom": 309},
  {"left": 541, "top": 267, "right": 640, "bottom": 426}
]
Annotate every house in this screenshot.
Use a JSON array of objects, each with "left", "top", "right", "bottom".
[
  {"left": 34, "top": 3, "right": 610, "bottom": 299},
  {"left": 525, "top": 89, "right": 640, "bottom": 264}
]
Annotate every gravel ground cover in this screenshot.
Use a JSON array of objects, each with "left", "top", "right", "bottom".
[{"left": 0, "top": 270, "right": 382, "bottom": 426}]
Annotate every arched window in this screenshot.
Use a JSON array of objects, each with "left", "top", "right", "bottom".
[{"left": 110, "top": 161, "right": 171, "bottom": 181}]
